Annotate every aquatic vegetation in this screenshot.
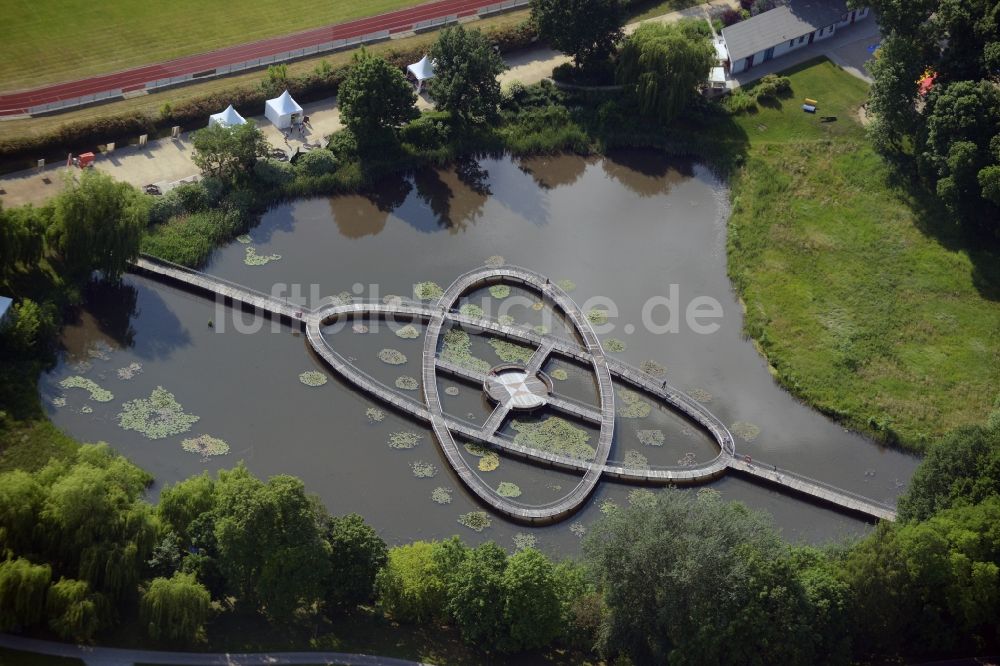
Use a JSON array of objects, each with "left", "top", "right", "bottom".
[
  {"left": 599, "top": 499, "right": 620, "bottom": 516},
  {"left": 379, "top": 348, "right": 407, "bottom": 365},
  {"left": 395, "top": 376, "right": 419, "bottom": 390},
  {"left": 731, "top": 421, "right": 761, "bottom": 442},
  {"left": 444, "top": 386, "right": 461, "bottom": 396},
  {"left": 550, "top": 368, "right": 568, "bottom": 381},
  {"left": 465, "top": 442, "right": 489, "bottom": 456},
  {"left": 459, "top": 303, "right": 485, "bottom": 318},
  {"left": 411, "top": 461, "right": 438, "bottom": 478},
  {"left": 389, "top": 432, "right": 422, "bottom": 449},
  {"left": 236, "top": 233, "right": 253, "bottom": 244},
  {"left": 533, "top": 325, "right": 549, "bottom": 335},
  {"left": 117, "top": 386, "right": 200, "bottom": 440},
  {"left": 512, "top": 533, "right": 536, "bottom": 551},
  {"left": 556, "top": 279, "right": 576, "bottom": 293},
  {"left": 80, "top": 405, "right": 93, "bottom": 414},
  {"left": 181, "top": 434, "right": 230, "bottom": 458},
  {"left": 623, "top": 450, "right": 649, "bottom": 470},
  {"left": 498, "top": 315, "right": 515, "bottom": 326},
  {"left": 678, "top": 452, "right": 697, "bottom": 466},
  {"left": 244, "top": 247, "right": 281, "bottom": 266},
  {"left": 546, "top": 484, "right": 562, "bottom": 492},
  {"left": 87, "top": 341, "right": 113, "bottom": 361},
  {"left": 299, "top": 370, "right": 328, "bottom": 387},
  {"left": 569, "top": 522, "right": 586, "bottom": 538},
  {"left": 628, "top": 488, "right": 657, "bottom": 509},
  {"left": 689, "top": 388, "right": 714, "bottom": 403},
  {"left": 586, "top": 309, "right": 608, "bottom": 325},
  {"left": 618, "top": 389, "right": 651, "bottom": 418},
  {"left": 511, "top": 417, "right": 595, "bottom": 461},
  {"left": 488, "top": 338, "right": 534, "bottom": 364},
  {"left": 51, "top": 396, "right": 67, "bottom": 407},
  {"left": 440, "top": 329, "right": 491, "bottom": 373},
  {"left": 431, "top": 487, "right": 453, "bottom": 505},
  {"left": 413, "top": 281, "right": 444, "bottom": 300},
  {"left": 464, "top": 443, "right": 501, "bottom": 471},
  {"left": 116, "top": 362, "right": 143, "bottom": 380},
  {"left": 59, "top": 376, "right": 113, "bottom": 403},
  {"left": 485, "top": 255, "right": 505, "bottom": 268},
  {"left": 395, "top": 324, "right": 420, "bottom": 339},
  {"left": 70, "top": 360, "right": 92, "bottom": 374},
  {"left": 330, "top": 291, "right": 354, "bottom": 306},
  {"left": 636, "top": 429, "right": 665, "bottom": 447},
  {"left": 604, "top": 338, "right": 626, "bottom": 352},
  {"left": 489, "top": 284, "right": 511, "bottom": 299},
  {"left": 352, "top": 323, "right": 369, "bottom": 334},
  {"left": 383, "top": 294, "right": 403, "bottom": 306},
  {"left": 366, "top": 407, "right": 386, "bottom": 423},
  {"left": 531, "top": 301, "right": 544, "bottom": 311},
  {"left": 457, "top": 511, "right": 491, "bottom": 532},
  {"left": 640, "top": 360, "right": 667, "bottom": 377},
  {"left": 496, "top": 482, "right": 522, "bottom": 498}
]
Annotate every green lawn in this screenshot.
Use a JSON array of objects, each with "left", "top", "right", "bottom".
[
  {"left": 724, "top": 59, "right": 1000, "bottom": 450},
  {"left": 1, "top": 0, "right": 427, "bottom": 90}
]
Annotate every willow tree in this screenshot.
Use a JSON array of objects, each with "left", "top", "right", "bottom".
[
  {"left": 46, "top": 578, "right": 104, "bottom": 641},
  {"left": 51, "top": 170, "right": 148, "bottom": 281},
  {"left": 140, "top": 572, "right": 212, "bottom": 644},
  {"left": 0, "top": 558, "right": 51, "bottom": 630},
  {"left": 616, "top": 22, "right": 714, "bottom": 124}
]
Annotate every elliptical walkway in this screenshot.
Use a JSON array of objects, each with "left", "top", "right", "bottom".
[{"left": 130, "top": 255, "right": 898, "bottom": 522}]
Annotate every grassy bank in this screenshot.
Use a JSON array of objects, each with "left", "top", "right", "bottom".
[{"left": 723, "top": 59, "right": 1000, "bottom": 449}]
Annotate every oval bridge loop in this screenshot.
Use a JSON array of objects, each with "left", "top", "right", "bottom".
[{"left": 129, "top": 254, "right": 898, "bottom": 523}]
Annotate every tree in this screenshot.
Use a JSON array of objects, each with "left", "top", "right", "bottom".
[
  {"left": 51, "top": 170, "right": 148, "bottom": 281},
  {"left": 0, "top": 298, "right": 58, "bottom": 356},
  {"left": 46, "top": 578, "right": 104, "bottom": 641},
  {"left": 212, "top": 466, "right": 331, "bottom": 618},
  {"left": 531, "top": 0, "right": 624, "bottom": 70},
  {"left": 191, "top": 121, "right": 270, "bottom": 181},
  {"left": 616, "top": 22, "right": 714, "bottom": 124},
  {"left": 0, "top": 470, "right": 45, "bottom": 555},
  {"left": 324, "top": 513, "right": 388, "bottom": 610},
  {"left": 584, "top": 490, "right": 817, "bottom": 665},
  {"left": 338, "top": 50, "right": 418, "bottom": 148},
  {"left": 140, "top": 572, "right": 212, "bottom": 644},
  {"left": 844, "top": 499, "right": 1000, "bottom": 659},
  {"left": 157, "top": 473, "right": 216, "bottom": 545},
  {"left": 501, "top": 547, "right": 562, "bottom": 651},
  {"left": 429, "top": 26, "right": 507, "bottom": 123},
  {"left": 445, "top": 541, "right": 508, "bottom": 648},
  {"left": 898, "top": 419, "right": 1000, "bottom": 522},
  {"left": 376, "top": 537, "right": 466, "bottom": 623},
  {"left": 0, "top": 558, "right": 50, "bottom": 630},
  {"left": 0, "top": 203, "right": 46, "bottom": 279},
  {"left": 864, "top": 34, "right": 929, "bottom": 153}
]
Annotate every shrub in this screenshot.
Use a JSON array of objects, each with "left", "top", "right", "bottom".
[
  {"left": 399, "top": 111, "right": 452, "bottom": 149},
  {"left": 252, "top": 158, "right": 296, "bottom": 187},
  {"left": 754, "top": 74, "right": 792, "bottom": 99},
  {"left": 327, "top": 128, "right": 359, "bottom": 161},
  {"left": 718, "top": 7, "right": 743, "bottom": 26},
  {"left": 295, "top": 149, "right": 338, "bottom": 177},
  {"left": 141, "top": 210, "right": 239, "bottom": 267},
  {"left": 724, "top": 90, "right": 758, "bottom": 114}
]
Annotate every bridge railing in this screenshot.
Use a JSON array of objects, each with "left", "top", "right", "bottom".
[{"left": 741, "top": 458, "right": 899, "bottom": 513}]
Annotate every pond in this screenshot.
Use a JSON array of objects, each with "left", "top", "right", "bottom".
[{"left": 41, "top": 151, "right": 920, "bottom": 556}]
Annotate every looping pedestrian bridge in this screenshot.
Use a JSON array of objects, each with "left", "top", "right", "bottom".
[{"left": 131, "top": 255, "right": 898, "bottom": 524}]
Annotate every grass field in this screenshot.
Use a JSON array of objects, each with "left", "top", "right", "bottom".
[
  {"left": 724, "top": 59, "right": 1000, "bottom": 450},
  {"left": 0, "top": 0, "right": 431, "bottom": 90}
]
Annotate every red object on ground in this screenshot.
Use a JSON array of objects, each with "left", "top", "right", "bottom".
[
  {"left": 918, "top": 73, "right": 936, "bottom": 96},
  {"left": 0, "top": 0, "right": 504, "bottom": 115},
  {"left": 77, "top": 152, "right": 95, "bottom": 167}
]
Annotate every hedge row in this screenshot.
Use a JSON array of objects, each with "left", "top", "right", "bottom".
[{"left": 0, "top": 20, "right": 538, "bottom": 172}]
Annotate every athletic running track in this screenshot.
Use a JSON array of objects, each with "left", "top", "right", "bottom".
[{"left": 0, "top": 0, "right": 514, "bottom": 116}]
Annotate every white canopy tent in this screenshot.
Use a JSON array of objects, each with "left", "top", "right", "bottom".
[
  {"left": 264, "top": 90, "right": 303, "bottom": 129},
  {"left": 407, "top": 55, "right": 435, "bottom": 92},
  {"left": 208, "top": 104, "right": 247, "bottom": 128}
]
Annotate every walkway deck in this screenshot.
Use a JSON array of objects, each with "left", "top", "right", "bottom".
[{"left": 128, "top": 255, "right": 897, "bottom": 522}]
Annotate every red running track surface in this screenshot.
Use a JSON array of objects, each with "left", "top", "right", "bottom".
[{"left": 0, "top": 0, "right": 506, "bottom": 115}]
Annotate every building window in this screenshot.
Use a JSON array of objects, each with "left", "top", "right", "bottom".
[
  {"left": 789, "top": 39, "right": 794, "bottom": 47},
  {"left": 819, "top": 27, "right": 824, "bottom": 36},
  {"left": 799, "top": 35, "right": 805, "bottom": 44}
]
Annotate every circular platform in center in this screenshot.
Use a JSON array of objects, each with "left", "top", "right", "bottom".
[{"left": 484, "top": 365, "right": 551, "bottom": 410}]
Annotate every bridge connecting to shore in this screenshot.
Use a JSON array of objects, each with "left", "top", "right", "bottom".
[{"left": 130, "top": 255, "right": 898, "bottom": 523}]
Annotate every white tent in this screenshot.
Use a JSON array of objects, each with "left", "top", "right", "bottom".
[
  {"left": 407, "top": 55, "right": 435, "bottom": 92},
  {"left": 264, "top": 90, "right": 303, "bottom": 129},
  {"left": 208, "top": 104, "right": 247, "bottom": 128}
]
